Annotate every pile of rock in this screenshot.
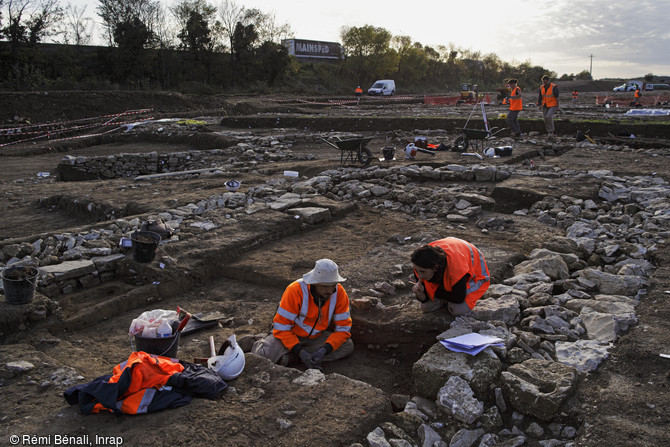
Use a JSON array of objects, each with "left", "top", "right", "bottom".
[
  {"left": 57, "top": 144, "right": 315, "bottom": 180},
  {"left": 349, "top": 174, "right": 668, "bottom": 445}
]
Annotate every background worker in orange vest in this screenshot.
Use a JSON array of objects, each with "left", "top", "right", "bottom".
[
  {"left": 410, "top": 237, "right": 490, "bottom": 316},
  {"left": 634, "top": 87, "right": 642, "bottom": 106},
  {"left": 572, "top": 90, "right": 579, "bottom": 103},
  {"left": 538, "top": 75, "right": 560, "bottom": 137},
  {"left": 355, "top": 86, "right": 363, "bottom": 98},
  {"left": 505, "top": 78, "right": 523, "bottom": 137},
  {"left": 251, "top": 259, "right": 354, "bottom": 370}
]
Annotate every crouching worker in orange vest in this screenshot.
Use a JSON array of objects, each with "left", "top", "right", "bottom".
[
  {"left": 410, "top": 237, "right": 490, "bottom": 316},
  {"left": 251, "top": 259, "right": 354, "bottom": 369}
]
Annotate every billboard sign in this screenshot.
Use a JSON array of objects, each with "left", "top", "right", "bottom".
[{"left": 283, "top": 39, "right": 343, "bottom": 60}]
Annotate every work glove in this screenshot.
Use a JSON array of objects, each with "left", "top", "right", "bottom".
[
  {"left": 310, "top": 347, "right": 328, "bottom": 368},
  {"left": 298, "top": 350, "right": 320, "bottom": 370}
]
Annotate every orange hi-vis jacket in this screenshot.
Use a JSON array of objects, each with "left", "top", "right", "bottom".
[
  {"left": 355, "top": 87, "right": 363, "bottom": 94},
  {"left": 423, "top": 237, "right": 490, "bottom": 309},
  {"left": 509, "top": 86, "right": 522, "bottom": 111},
  {"left": 92, "top": 351, "right": 184, "bottom": 414},
  {"left": 541, "top": 83, "right": 558, "bottom": 108},
  {"left": 273, "top": 279, "right": 352, "bottom": 351}
]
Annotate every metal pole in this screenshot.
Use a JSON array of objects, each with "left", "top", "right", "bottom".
[{"left": 481, "top": 102, "right": 490, "bottom": 133}]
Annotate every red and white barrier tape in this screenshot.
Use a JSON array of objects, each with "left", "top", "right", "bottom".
[
  {"left": 270, "top": 96, "right": 417, "bottom": 105},
  {"left": 0, "top": 109, "right": 153, "bottom": 137},
  {"left": 0, "top": 117, "right": 154, "bottom": 148}
]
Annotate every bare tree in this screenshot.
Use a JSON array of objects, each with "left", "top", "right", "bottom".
[
  {"left": 63, "top": 2, "right": 93, "bottom": 45},
  {"left": 218, "top": 0, "right": 244, "bottom": 54},
  {"left": 152, "top": 2, "right": 176, "bottom": 49},
  {"left": 2, "top": 0, "right": 63, "bottom": 45},
  {"left": 243, "top": 8, "right": 292, "bottom": 44}
]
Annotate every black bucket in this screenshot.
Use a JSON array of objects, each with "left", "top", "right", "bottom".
[
  {"left": 131, "top": 231, "right": 161, "bottom": 263},
  {"left": 494, "top": 146, "right": 513, "bottom": 157},
  {"left": 134, "top": 333, "right": 179, "bottom": 357},
  {"left": 382, "top": 147, "right": 395, "bottom": 160},
  {"left": 1, "top": 266, "right": 39, "bottom": 305}
]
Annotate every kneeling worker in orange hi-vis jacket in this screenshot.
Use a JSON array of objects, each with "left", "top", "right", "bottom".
[
  {"left": 251, "top": 259, "right": 353, "bottom": 370},
  {"left": 410, "top": 237, "right": 490, "bottom": 316}
]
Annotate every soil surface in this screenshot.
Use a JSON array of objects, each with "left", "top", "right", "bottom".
[{"left": 0, "top": 84, "right": 669, "bottom": 447}]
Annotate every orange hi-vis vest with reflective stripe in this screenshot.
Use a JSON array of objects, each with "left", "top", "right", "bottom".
[
  {"left": 92, "top": 351, "right": 184, "bottom": 414},
  {"left": 423, "top": 237, "right": 490, "bottom": 309},
  {"left": 509, "top": 86, "right": 522, "bottom": 111},
  {"left": 541, "top": 83, "right": 558, "bottom": 108},
  {"left": 355, "top": 88, "right": 363, "bottom": 94},
  {"left": 273, "top": 280, "right": 352, "bottom": 351}
]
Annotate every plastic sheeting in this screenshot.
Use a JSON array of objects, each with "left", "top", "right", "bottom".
[{"left": 624, "top": 109, "right": 670, "bottom": 116}]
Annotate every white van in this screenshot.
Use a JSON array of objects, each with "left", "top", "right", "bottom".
[
  {"left": 368, "top": 80, "right": 396, "bottom": 96},
  {"left": 612, "top": 80, "right": 662, "bottom": 92},
  {"left": 613, "top": 81, "right": 642, "bottom": 92}
]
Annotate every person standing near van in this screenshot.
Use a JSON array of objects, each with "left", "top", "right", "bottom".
[
  {"left": 355, "top": 86, "right": 363, "bottom": 99},
  {"left": 538, "top": 75, "right": 559, "bottom": 137},
  {"left": 505, "top": 78, "right": 522, "bottom": 137}
]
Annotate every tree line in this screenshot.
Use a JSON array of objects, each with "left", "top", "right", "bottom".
[{"left": 0, "top": 0, "right": 591, "bottom": 94}]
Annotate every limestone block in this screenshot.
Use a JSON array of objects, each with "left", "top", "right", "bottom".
[
  {"left": 412, "top": 342, "right": 501, "bottom": 399},
  {"left": 501, "top": 359, "right": 577, "bottom": 420}
]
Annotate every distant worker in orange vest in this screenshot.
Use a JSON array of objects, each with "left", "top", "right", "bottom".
[
  {"left": 355, "top": 86, "right": 363, "bottom": 99},
  {"left": 410, "top": 237, "right": 490, "bottom": 316},
  {"left": 538, "top": 75, "right": 560, "bottom": 138},
  {"left": 572, "top": 90, "right": 579, "bottom": 104},
  {"left": 634, "top": 87, "right": 641, "bottom": 106},
  {"left": 505, "top": 78, "right": 523, "bottom": 137}
]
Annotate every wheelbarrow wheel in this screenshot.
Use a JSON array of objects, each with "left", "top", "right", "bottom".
[
  {"left": 358, "top": 147, "right": 373, "bottom": 165},
  {"left": 453, "top": 136, "right": 469, "bottom": 152}
]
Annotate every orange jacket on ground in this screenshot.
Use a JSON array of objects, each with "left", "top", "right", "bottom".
[
  {"left": 422, "top": 237, "right": 490, "bottom": 309},
  {"left": 273, "top": 280, "right": 352, "bottom": 351},
  {"left": 93, "top": 351, "right": 184, "bottom": 414},
  {"left": 541, "top": 83, "right": 558, "bottom": 108},
  {"left": 509, "top": 86, "right": 522, "bottom": 111}
]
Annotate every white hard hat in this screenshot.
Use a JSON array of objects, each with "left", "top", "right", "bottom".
[
  {"left": 208, "top": 334, "right": 245, "bottom": 380},
  {"left": 225, "top": 180, "right": 241, "bottom": 191}
]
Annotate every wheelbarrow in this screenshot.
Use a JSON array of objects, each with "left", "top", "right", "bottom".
[
  {"left": 320, "top": 136, "right": 374, "bottom": 166},
  {"left": 453, "top": 102, "right": 505, "bottom": 156}
]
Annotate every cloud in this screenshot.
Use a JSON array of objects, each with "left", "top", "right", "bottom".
[{"left": 506, "top": 0, "right": 670, "bottom": 77}]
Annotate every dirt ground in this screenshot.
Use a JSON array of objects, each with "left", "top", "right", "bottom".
[{"left": 0, "top": 85, "right": 669, "bottom": 447}]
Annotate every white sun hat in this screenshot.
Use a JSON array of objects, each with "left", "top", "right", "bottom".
[{"left": 302, "top": 259, "right": 346, "bottom": 285}]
